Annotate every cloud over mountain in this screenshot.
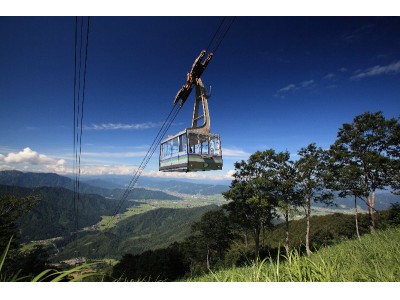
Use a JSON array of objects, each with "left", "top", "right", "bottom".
[{"left": 0, "top": 147, "right": 66, "bottom": 172}]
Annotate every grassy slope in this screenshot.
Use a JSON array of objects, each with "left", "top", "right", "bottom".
[
  {"left": 190, "top": 227, "right": 400, "bottom": 282},
  {"left": 55, "top": 204, "right": 219, "bottom": 260}
]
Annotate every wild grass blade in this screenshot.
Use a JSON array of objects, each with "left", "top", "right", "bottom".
[
  {"left": 31, "top": 269, "right": 59, "bottom": 282},
  {"left": 0, "top": 236, "right": 13, "bottom": 272},
  {"left": 49, "top": 263, "right": 97, "bottom": 282}
]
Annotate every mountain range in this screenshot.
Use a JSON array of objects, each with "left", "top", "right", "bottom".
[{"left": 0, "top": 170, "right": 181, "bottom": 200}]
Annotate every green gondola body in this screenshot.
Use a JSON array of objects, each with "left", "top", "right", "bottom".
[{"left": 159, "top": 129, "right": 222, "bottom": 172}]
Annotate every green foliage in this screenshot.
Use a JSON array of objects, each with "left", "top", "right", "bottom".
[
  {"left": 295, "top": 143, "right": 333, "bottom": 256},
  {"left": 0, "top": 193, "right": 39, "bottom": 249},
  {"left": 387, "top": 202, "right": 400, "bottom": 225},
  {"left": 190, "top": 209, "right": 235, "bottom": 268},
  {"left": 378, "top": 202, "right": 400, "bottom": 228},
  {"left": 223, "top": 150, "right": 281, "bottom": 258},
  {"left": 265, "top": 213, "right": 370, "bottom": 249},
  {"left": 331, "top": 111, "right": 400, "bottom": 232},
  {"left": 111, "top": 243, "right": 189, "bottom": 281},
  {"left": 190, "top": 227, "right": 400, "bottom": 282},
  {"left": 295, "top": 143, "right": 333, "bottom": 206},
  {"left": 56, "top": 205, "right": 219, "bottom": 260},
  {"left": 0, "top": 237, "right": 12, "bottom": 274},
  {"left": 1, "top": 236, "right": 99, "bottom": 282},
  {"left": 0, "top": 185, "right": 136, "bottom": 241}
]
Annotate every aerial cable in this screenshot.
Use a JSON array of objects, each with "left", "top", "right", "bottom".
[
  {"left": 110, "top": 104, "right": 178, "bottom": 217},
  {"left": 74, "top": 17, "right": 85, "bottom": 239},
  {"left": 73, "top": 16, "right": 78, "bottom": 242},
  {"left": 107, "top": 104, "right": 181, "bottom": 226},
  {"left": 77, "top": 16, "right": 91, "bottom": 228},
  {"left": 112, "top": 105, "right": 178, "bottom": 215},
  {"left": 211, "top": 17, "right": 235, "bottom": 54},
  {"left": 206, "top": 17, "right": 226, "bottom": 53},
  {"left": 111, "top": 105, "right": 181, "bottom": 219},
  {"left": 72, "top": 16, "right": 90, "bottom": 248}
]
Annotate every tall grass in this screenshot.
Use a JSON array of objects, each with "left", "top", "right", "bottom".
[{"left": 190, "top": 227, "right": 400, "bottom": 282}]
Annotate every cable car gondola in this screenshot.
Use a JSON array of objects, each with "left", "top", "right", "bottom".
[{"left": 159, "top": 50, "right": 223, "bottom": 172}]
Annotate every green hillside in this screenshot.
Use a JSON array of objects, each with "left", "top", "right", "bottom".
[
  {"left": 0, "top": 184, "right": 137, "bottom": 242},
  {"left": 55, "top": 204, "right": 219, "bottom": 260},
  {"left": 190, "top": 226, "right": 400, "bottom": 282}
]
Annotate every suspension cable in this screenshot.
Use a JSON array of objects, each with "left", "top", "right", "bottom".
[
  {"left": 106, "top": 104, "right": 181, "bottom": 227},
  {"left": 77, "top": 16, "right": 91, "bottom": 230},
  {"left": 73, "top": 16, "right": 78, "bottom": 242},
  {"left": 211, "top": 17, "right": 236, "bottom": 54},
  {"left": 72, "top": 16, "right": 90, "bottom": 248},
  {"left": 206, "top": 17, "right": 226, "bottom": 52}
]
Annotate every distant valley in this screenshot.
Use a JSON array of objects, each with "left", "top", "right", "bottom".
[
  {"left": 1, "top": 170, "right": 399, "bottom": 262},
  {"left": 0, "top": 170, "right": 227, "bottom": 261}
]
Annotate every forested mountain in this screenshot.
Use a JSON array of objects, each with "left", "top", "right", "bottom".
[
  {"left": 55, "top": 204, "right": 219, "bottom": 260},
  {"left": 0, "top": 170, "right": 181, "bottom": 200},
  {"left": 0, "top": 184, "right": 138, "bottom": 242},
  {"left": 0, "top": 170, "right": 81, "bottom": 189},
  {"left": 314, "top": 192, "right": 400, "bottom": 211}
]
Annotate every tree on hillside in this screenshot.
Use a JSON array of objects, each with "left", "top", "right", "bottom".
[
  {"left": 223, "top": 150, "right": 278, "bottom": 259},
  {"left": 332, "top": 111, "right": 400, "bottom": 234},
  {"left": 295, "top": 143, "right": 333, "bottom": 257},
  {"left": 327, "top": 145, "right": 368, "bottom": 239},
  {"left": 111, "top": 243, "right": 189, "bottom": 281},
  {"left": 267, "top": 151, "right": 303, "bottom": 250},
  {"left": 0, "top": 194, "right": 39, "bottom": 249},
  {"left": 0, "top": 194, "right": 53, "bottom": 280},
  {"left": 191, "top": 209, "right": 235, "bottom": 269}
]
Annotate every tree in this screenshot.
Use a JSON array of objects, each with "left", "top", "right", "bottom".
[
  {"left": 269, "top": 151, "right": 303, "bottom": 250},
  {"left": 223, "top": 150, "right": 278, "bottom": 259},
  {"left": 327, "top": 145, "right": 368, "bottom": 239},
  {"left": 387, "top": 202, "right": 400, "bottom": 226},
  {"left": 191, "top": 209, "right": 234, "bottom": 269},
  {"left": 295, "top": 143, "right": 333, "bottom": 257},
  {"left": 0, "top": 194, "right": 38, "bottom": 249},
  {"left": 332, "top": 111, "right": 400, "bottom": 233},
  {"left": 111, "top": 243, "right": 189, "bottom": 281}
]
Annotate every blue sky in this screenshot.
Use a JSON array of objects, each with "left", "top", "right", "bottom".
[{"left": 1, "top": 16, "right": 400, "bottom": 181}]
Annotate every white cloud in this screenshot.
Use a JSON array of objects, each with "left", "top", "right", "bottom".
[
  {"left": 276, "top": 79, "right": 314, "bottom": 96},
  {"left": 0, "top": 147, "right": 67, "bottom": 173},
  {"left": 278, "top": 84, "right": 296, "bottom": 93},
  {"left": 84, "top": 122, "right": 162, "bottom": 130},
  {"left": 82, "top": 151, "right": 148, "bottom": 158},
  {"left": 351, "top": 60, "right": 400, "bottom": 80},
  {"left": 226, "top": 169, "right": 236, "bottom": 177},
  {"left": 301, "top": 80, "right": 314, "bottom": 87},
  {"left": 323, "top": 73, "right": 335, "bottom": 80},
  {"left": 74, "top": 164, "right": 135, "bottom": 175},
  {"left": 223, "top": 148, "right": 250, "bottom": 158},
  {"left": 1, "top": 147, "right": 53, "bottom": 164}
]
